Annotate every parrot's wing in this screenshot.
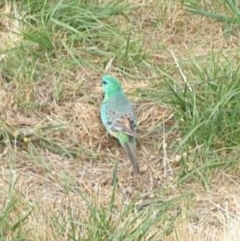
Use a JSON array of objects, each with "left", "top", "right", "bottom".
[
  {"left": 110, "top": 116, "right": 137, "bottom": 137},
  {"left": 104, "top": 101, "right": 137, "bottom": 136},
  {"left": 101, "top": 97, "right": 137, "bottom": 137}
]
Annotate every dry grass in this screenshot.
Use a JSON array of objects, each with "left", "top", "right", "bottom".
[
  {"left": 1, "top": 0, "right": 240, "bottom": 240},
  {"left": 166, "top": 177, "right": 240, "bottom": 241}
]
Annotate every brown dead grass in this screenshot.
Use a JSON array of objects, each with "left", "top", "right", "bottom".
[
  {"left": 1, "top": 1, "right": 240, "bottom": 240},
  {"left": 0, "top": 2, "right": 22, "bottom": 60},
  {"left": 166, "top": 177, "right": 240, "bottom": 241}
]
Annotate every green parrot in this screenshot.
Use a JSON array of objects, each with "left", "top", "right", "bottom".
[{"left": 100, "top": 75, "right": 139, "bottom": 174}]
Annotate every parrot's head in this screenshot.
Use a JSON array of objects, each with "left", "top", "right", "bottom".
[{"left": 101, "top": 75, "right": 122, "bottom": 95}]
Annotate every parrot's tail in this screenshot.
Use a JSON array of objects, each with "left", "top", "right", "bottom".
[{"left": 121, "top": 141, "right": 139, "bottom": 174}]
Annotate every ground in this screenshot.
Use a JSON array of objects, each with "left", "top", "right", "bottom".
[{"left": 0, "top": 0, "right": 240, "bottom": 240}]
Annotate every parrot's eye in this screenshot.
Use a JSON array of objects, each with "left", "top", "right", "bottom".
[{"left": 102, "top": 80, "right": 107, "bottom": 85}]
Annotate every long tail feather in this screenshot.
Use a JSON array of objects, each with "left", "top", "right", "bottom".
[{"left": 121, "top": 141, "right": 139, "bottom": 174}]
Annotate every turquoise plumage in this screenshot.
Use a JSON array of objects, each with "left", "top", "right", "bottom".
[{"left": 100, "top": 75, "right": 139, "bottom": 174}]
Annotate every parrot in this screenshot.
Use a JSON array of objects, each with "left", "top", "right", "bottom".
[{"left": 100, "top": 75, "right": 140, "bottom": 174}]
